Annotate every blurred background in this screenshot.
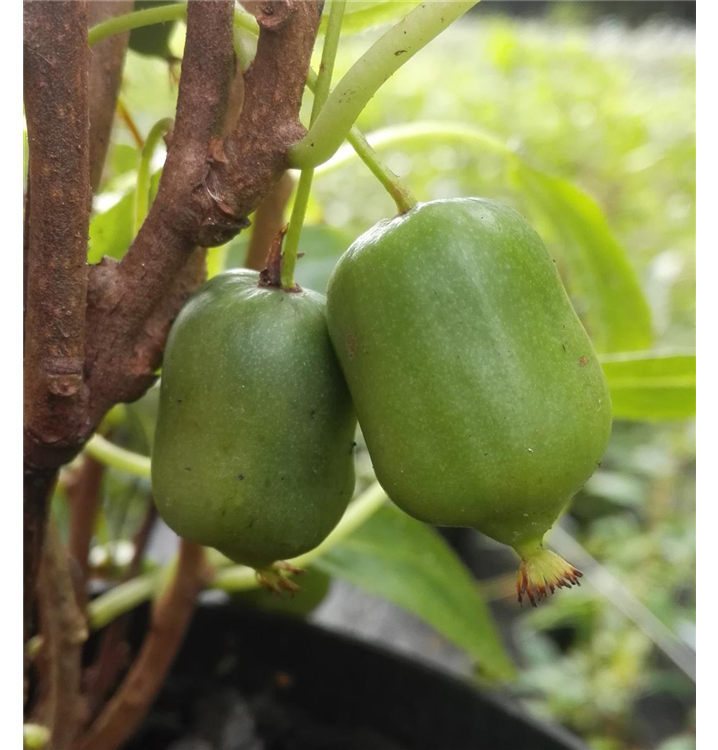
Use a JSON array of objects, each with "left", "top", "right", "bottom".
[{"left": 56, "top": 3, "right": 696, "bottom": 750}]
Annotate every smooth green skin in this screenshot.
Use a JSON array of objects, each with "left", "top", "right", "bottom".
[
  {"left": 326, "top": 199, "right": 612, "bottom": 551},
  {"left": 152, "top": 270, "right": 357, "bottom": 569}
]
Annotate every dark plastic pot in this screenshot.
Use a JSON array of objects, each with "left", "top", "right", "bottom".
[{"left": 124, "top": 600, "right": 588, "bottom": 750}]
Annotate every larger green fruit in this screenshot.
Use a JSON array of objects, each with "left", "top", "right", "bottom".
[
  {"left": 326, "top": 198, "right": 612, "bottom": 604},
  {"left": 152, "top": 270, "right": 357, "bottom": 573}
]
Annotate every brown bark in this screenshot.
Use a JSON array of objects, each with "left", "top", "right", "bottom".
[
  {"left": 82, "top": 0, "right": 323, "bottom": 431},
  {"left": 24, "top": 0, "right": 92, "bottom": 468},
  {"left": 88, "top": 1, "right": 134, "bottom": 192},
  {"left": 25, "top": 0, "right": 323, "bottom": 468},
  {"left": 76, "top": 542, "right": 209, "bottom": 750},
  {"left": 23, "top": 0, "right": 323, "bottom": 673},
  {"left": 37, "top": 520, "right": 89, "bottom": 750},
  {"left": 67, "top": 455, "right": 106, "bottom": 582},
  {"left": 24, "top": 468, "right": 56, "bottom": 644},
  {"left": 84, "top": 501, "right": 158, "bottom": 719},
  {"left": 23, "top": 0, "right": 92, "bottom": 643}
]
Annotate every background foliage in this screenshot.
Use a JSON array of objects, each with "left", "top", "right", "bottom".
[{"left": 54, "top": 4, "right": 696, "bottom": 750}]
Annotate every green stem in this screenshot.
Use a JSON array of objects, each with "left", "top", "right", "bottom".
[
  {"left": 87, "top": 482, "right": 387, "bottom": 629},
  {"left": 346, "top": 128, "right": 416, "bottom": 213},
  {"left": 84, "top": 434, "right": 151, "bottom": 479},
  {"left": 288, "top": 1, "right": 479, "bottom": 169},
  {"left": 280, "top": 169, "right": 315, "bottom": 289},
  {"left": 305, "top": 68, "right": 417, "bottom": 214},
  {"left": 87, "top": 573, "right": 160, "bottom": 631},
  {"left": 88, "top": 1, "right": 259, "bottom": 48},
  {"left": 280, "top": 0, "right": 347, "bottom": 290},
  {"left": 134, "top": 117, "right": 173, "bottom": 236},
  {"left": 88, "top": 2, "right": 187, "bottom": 47}
]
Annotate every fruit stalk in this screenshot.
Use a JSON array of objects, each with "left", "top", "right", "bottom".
[{"left": 345, "top": 127, "right": 417, "bottom": 214}]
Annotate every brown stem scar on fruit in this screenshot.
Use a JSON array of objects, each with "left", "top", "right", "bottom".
[
  {"left": 256, "top": 561, "right": 305, "bottom": 596},
  {"left": 516, "top": 549, "right": 583, "bottom": 607},
  {"left": 345, "top": 331, "right": 357, "bottom": 360}
]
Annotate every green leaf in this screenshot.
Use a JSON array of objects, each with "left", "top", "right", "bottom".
[
  {"left": 320, "top": 1, "right": 423, "bottom": 36},
  {"left": 294, "top": 225, "right": 354, "bottom": 293},
  {"left": 600, "top": 351, "right": 696, "bottom": 421},
  {"left": 516, "top": 164, "right": 653, "bottom": 354},
  {"left": 89, "top": 191, "right": 134, "bottom": 263},
  {"left": 88, "top": 170, "right": 162, "bottom": 263},
  {"left": 313, "top": 504, "right": 516, "bottom": 681}
]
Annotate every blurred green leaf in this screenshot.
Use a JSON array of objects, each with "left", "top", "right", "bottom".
[
  {"left": 320, "top": 1, "right": 422, "bottom": 36},
  {"left": 89, "top": 170, "right": 161, "bottom": 263},
  {"left": 516, "top": 165, "right": 653, "bottom": 354},
  {"left": 295, "top": 225, "right": 354, "bottom": 293},
  {"left": 89, "top": 191, "right": 134, "bottom": 263},
  {"left": 583, "top": 470, "right": 645, "bottom": 508},
  {"left": 600, "top": 351, "right": 696, "bottom": 421},
  {"left": 314, "top": 504, "right": 515, "bottom": 681},
  {"left": 108, "top": 143, "right": 140, "bottom": 182}
]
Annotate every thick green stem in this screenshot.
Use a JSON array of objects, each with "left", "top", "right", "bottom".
[
  {"left": 134, "top": 117, "right": 173, "bottom": 236},
  {"left": 88, "top": 2, "right": 259, "bottom": 48},
  {"left": 288, "top": 1, "right": 479, "bottom": 169},
  {"left": 280, "top": 0, "right": 346, "bottom": 289},
  {"left": 86, "top": 482, "right": 387, "bottom": 629}
]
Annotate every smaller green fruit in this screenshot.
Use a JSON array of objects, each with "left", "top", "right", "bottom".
[
  {"left": 152, "top": 270, "right": 357, "bottom": 571},
  {"left": 233, "top": 568, "right": 331, "bottom": 619}
]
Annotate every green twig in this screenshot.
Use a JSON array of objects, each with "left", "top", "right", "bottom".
[
  {"left": 88, "top": 2, "right": 259, "bottom": 48},
  {"left": 280, "top": 0, "right": 347, "bottom": 289},
  {"left": 87, "top": 573, "right": 160, "bottom": 631},
  {"left": 288, "top": 1, "right": 479, "bottom": 169},
  {"left": 86, "top": 482, "right": 387, "bottom": 629},
  {"left": 213, "top": 481, "right": 387, "bottom": 591},
  {"left": 134, "top": 117, "right": 173, "bottom": 236},
  {"left": 84, "top": 434, "right": 151, "bottom": 479}
]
